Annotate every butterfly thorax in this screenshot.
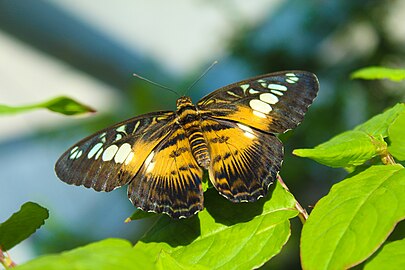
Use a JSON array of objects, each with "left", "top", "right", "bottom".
[{"left": 175, "top": 96, "right": 210, "bottom": 169}]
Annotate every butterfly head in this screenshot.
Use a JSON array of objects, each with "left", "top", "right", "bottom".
[{"left": 176, "top": 96, "right": 193, "bottom": 109}]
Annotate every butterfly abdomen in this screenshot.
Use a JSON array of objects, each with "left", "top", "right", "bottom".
[{"left": 176, "top": 96, "right": 211, "bottom": 169}]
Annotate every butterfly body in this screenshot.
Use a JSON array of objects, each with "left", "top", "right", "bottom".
[
  {"left": 55, "top": 71, "right": 319, "bottom": 219},
  {"left": 175, "top": 96, "right": 210, "bottom": 169}
]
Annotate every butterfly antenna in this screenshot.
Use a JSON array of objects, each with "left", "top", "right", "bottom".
[
  {"left": 132, "top": 73, "right": 179, "bottom": 97},
  {"left": 183, "top": 60, "right": 218, "bottom": 96}
]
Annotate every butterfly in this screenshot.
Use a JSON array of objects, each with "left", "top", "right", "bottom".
[{"left": 55, "top": 71, "right": 319, "bottom": 219}]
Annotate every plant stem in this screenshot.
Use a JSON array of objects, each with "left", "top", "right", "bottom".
[
  {"left": 277, "top": 175, "right": 308, "bottom": 224},
  {"left": 381, "top": 152, "right": 396, "bottom": 165},
  {"left": 0, "top": 249, "right": 17, "bottom": 269}
]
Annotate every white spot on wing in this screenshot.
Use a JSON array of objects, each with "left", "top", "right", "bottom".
[
  {"left": 76, "top": 150, "right": 83, "bottom": 159},
  {"left": 249, "top": 99, "right": 272, "bottom": 114},
  {"left": 286, "top": 78, "right": 295, "bottom": 84},
  {"left": 240, "top": 84, "right": 249, "bottom": 93},
  {"left": 125, "top": 152, "right": 134, "bottom": 165},
  {"left": 88, "top": 143, "right": 103, "bottom": 159},
  {"left": 133, "top": 121, "right": 140, "bottom": 133},
  {"left": 69, "top": 149, "right": 79, "bottom": 159},
  {"left": 249, "top": 89, "right": 260, "bottom": 94},
  {"left": 70, "top": 146, "right": 79, "bottom": 154},
  {"left": 116, "top": 125, "right": 126, "bottom": 133},
  {"left": 260, "top": 93, "right": 279, "bottom": 104},
  {"left": 115, "top": 134, "right": 122, "bottom": 141},
  {"left": 271, "top": 90, "right": 284, "bottom": 96},
  {"left": 102, "top": 145, "right": 119, "bottom": 161},
  {"left": 95, "top": 148, "right": 103, "bottom": 160},
  {"left": 268, "top": 84, "right": 287, "bottom": 91},
  {"left": 253, "top": 111, "right": 266, "bottom": 118},
  {"left": 237, "top": 123, "right": 253, "bottom": 133},
  {"left": 286, "top": 73, "right": 299, "bottom": 83},
  {"left": 114, "top": 143, "right": 133, "bottom": 164},
  {"left": 227, "top": 91, "right": 241, "bottom": 98},
  {"left": 237, "top": 123, "right": 255, "bottom": 139},
  {"left": 145, "top": 151, "right": 155, "bottom": 173}
]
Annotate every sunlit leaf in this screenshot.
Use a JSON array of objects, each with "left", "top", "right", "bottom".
[
  {"left": 355, "top": 103, "right": 405, "bottom": 137},
  {"left": 14, "top": 239, "right": 152, "bottom": 270},
  {"left": 0, "top": 96, "right": 95, "bottom": 116},
  {"left": 364, "top": 239, "right": 405, "bottom": 270},
  {"left": 133, "top": 181, "right": 298, "bottom": 270},
  {"left": 351, "top": 66, "right": 405, "bottom": 82},
  {"left": 301, "top": 165, "right": 405, "bottom": 270},
  {"left": 388, "top": 112, "right": 405, "bottom": 161},
  {"left": 293, "top": 130, "right": 386, "bottom": 168},
  {"left": 0, "top": 202, "right": 49, "bottom": 251},
  {"left": 156, "top": 250, "right": 209, "bottom": 270}
]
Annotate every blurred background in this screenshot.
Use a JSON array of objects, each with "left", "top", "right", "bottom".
[{"left": 1, "top": 0, "right": 404, "bottom": 269}]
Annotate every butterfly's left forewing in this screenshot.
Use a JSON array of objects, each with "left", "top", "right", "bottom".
[{"left": 55, "top": 111, "right": 176, "bottom": 192}]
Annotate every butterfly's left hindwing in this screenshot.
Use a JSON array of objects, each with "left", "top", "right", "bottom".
[
  {"left": 128, "top": 126, "right": 204, "bottom": 219},
  {"left": 55, "top": 111, "right": 176, "bottom": 192},
  {"left": 197, "top": 71, "right": 319, "bottom": 134}
]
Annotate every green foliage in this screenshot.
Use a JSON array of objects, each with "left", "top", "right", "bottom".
[
  {"left": 14, "top": 182, "right": 297, "bottom": 270},
  {"left": 355, "top": 103, "right": 405, "bottom": 138},
  {"left": 294, "top": 103, "right": 405, "bottom": 167},
  {"left": 364, "top": 239, "right": 405, "bottom": 270},
  {"left": 126, "top": 209, "right": 157, "bottom": 221},
  {"left": 301, "top": 165, "right": 405, "bottom": 270},
  {"left": 351, "top": 66, "right": 405, "bottom": 82},
  {"left": 7, "top": 66, "right": 405, "bottom": 269},
  {"left": 14, "top": 239, "right": 152, "bottom": 270},
  {"left": 0, "top": 96, "right": 95, "bottom": 116},
  {"left": 388, "top": 112, "right": 405, "bottom": 161},
  {"left": 133, "top": 181, "right": 298, "bottom": 270},
  {"left": 0, "top": 202, "right": 49, "bottom": 251},
  {"left": 293, "top": 130, "right": 386, "bottom": 168}
]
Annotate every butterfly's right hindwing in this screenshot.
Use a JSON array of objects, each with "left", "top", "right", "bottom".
[{"left": 55, "top": 111, "right": 176, "bottom": 192}]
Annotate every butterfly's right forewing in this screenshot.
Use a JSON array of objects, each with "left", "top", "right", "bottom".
[{"left": 55, "top": 111, "right": 176, "bottom": 192}]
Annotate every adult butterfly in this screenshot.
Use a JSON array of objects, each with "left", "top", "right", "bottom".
[{"left": 55, "top": 71, "right": 319, "bottom": 219}]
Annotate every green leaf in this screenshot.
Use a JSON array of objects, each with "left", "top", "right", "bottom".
[
  {"left": 351, "top": 66, "right": 405, "bottom": 82},
  {"left": 301, "top": 165, "right": 405, "bottom": 270},
  {"left": 14, "top": 238, "right": 153, "bottom": 270},
  {"left": 133, "top": 181, "right": 298, "bottom": 270},
  {"left": 156, "top": 250, "right": 209, "bottom": 270},
  {"left": 126, "top": 209, "right": 158, "bottom": 222},
  {"left": 293, "top": 130, "right": 386, "bottom": 168},
  {"left": 388, "top": 112, "right": 405, "bottom": 161},
  {"left": 0, "top": 96, "right": 95, "bottom": 116},
  {"left": 364, "top": 239, "right": 405, "bottom": 270},
  {"left": 0, "top": 202, "right": 49, "bottom": 251},
  {"left": 355, "top": 103, "right": 405, "bottom": 137}
]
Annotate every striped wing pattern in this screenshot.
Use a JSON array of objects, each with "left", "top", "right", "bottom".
[
  {"left": 201, "top": 118, "right": 283, "bottom": 202},
  {"left": 55, "top": 111, "right": 175, "bottom": 191},
  {"left": 55, "top": 70, "right": 319, "bottom": 218},
  {"left": 127, "top": 127, "right": 204, "bottom": 219}
]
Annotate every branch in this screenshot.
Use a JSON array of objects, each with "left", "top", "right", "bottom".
[{"left": 0, "top": 248, "right": 17, "bottom": 269}]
